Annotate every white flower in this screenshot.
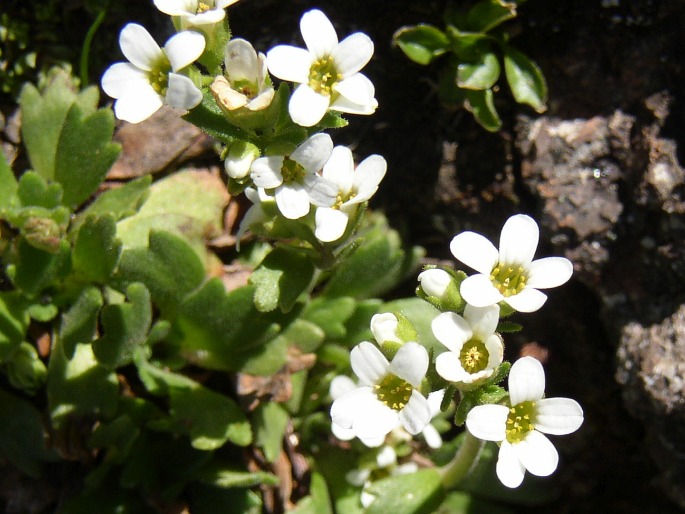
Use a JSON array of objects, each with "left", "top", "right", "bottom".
[
  {"left": 450, "top": 214, "right": 573, "bottom": 313},
  {"left": 101, "top": 24, "right": 205, "bottom": 124},
  {"left": 330, "top": 341, "right": 431, "bottom": 441},
  {"left": 418, "top": 268, "right": 452, "bottom": 298},
  {"left": 266, "top": 9, "right": 377, "bottom": 127},
  {"left": 250, "top": 133, "right": 337, "bottom": 219},
  {"left": 153, "top": 0, "right": 239, "bottom": 27},
  {"left": 210, "top": 38, "right": 274, "bottom": 111},
  {"left": 466, "top": 356, "right": 583, "bottom": 488},
  {"left": 370, "top": 313, "right": 401, "bottom": 346},
  {"left": 330, "top": 375, "right": 385, "bottom": 447},
  {"left": 235, "top": 187, "right": 272, "bottom": 250},
  {"left": 314, "top": 146, "right": 386, "bottom": 242},
  {"left": 224, "top": 141, "right": 260, "bottom": 179},
  {"left": 433, "top": 304, "right": 503, "bottom": 386}
]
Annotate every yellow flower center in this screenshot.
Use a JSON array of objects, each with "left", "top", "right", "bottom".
[
  {"left": 490, "top": 263, "right": 528, "bottom": 297},
  {"left": 308, "top": 56, "right": 341, "bottom": 95},
  {"left": 196, "top": 1, "right": 212, "bottom": 14},
  {"left": 332, "top": 190, "right": 357, "bottom": 210},
  {"left": 374, "top": 374, "right": 412, "bottom": 411},
  {"left": 148, "top": 57, "right": 171, "bottom": 96},
  {"left": 505, "top": 401, "right": 536, "bottom": 444},
  {"left": 459, "top": 339, "right": 489, "bottom": 374},
  {"left": 232, "top": 78, "right": 258, "bottom": 99},
  {"left": 281, "top": 157, "right": 306, "bottom": 184}
]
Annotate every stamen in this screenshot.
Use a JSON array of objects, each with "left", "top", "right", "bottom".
[
  {"left": 459, "top": 339, "right": 489, "bottom": 373},
  {"left": 281, "top": 157, "right": 307, "bottom": 184},
  {"left": 490, "top": 263, "right": 528, "bottom": 297},
  {"left": 374, "top": 374, "right": 413, "bottom": 411},
  {"left": 505, "top": 401, "right": 536, "bottom": 443},
  {"left": 308, "top": 57, "right": 342, "bottom": 95}
]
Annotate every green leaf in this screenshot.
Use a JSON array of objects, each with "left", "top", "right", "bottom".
[
  {"left": 0, "top": 292, "right": 30, "bottom": 362},
  {"left": 48, "top": 339, "right": 119, "bottom": 430},
  {"left": 0, "top": 150, "right": 17, "bottom": 209},
  {"left": 183, "top": 90, "right": 253, "bottom": 144},
  {"left": 113, "top": 230, "right": 206, "bottom": 317},
  {"left": 466, "top": 0, "right": 517, "bottom": 32},
  {"left": 191, "top": 485, "right": 262, "bottom": 514},
  {"left": 275, "top": 318, "right": 325, "bottom": 353},
  {"left": 16, "top": 170, "right": 62, "bottom": 208},
  {"left": 290, "top": 472, "right": 333, "bottom": 514},
  {"left": 88, "top": 414, "right": 140, "bottom": 463},
  {"left": 73, "top": 214, "right": 122, "bottom": 283},
  {"left": 198, "top": 465, "right": 279, "bottom": 488},
  {"left": 4, "top": 341, "right": 47, "bottom": 394},
  {"left": 380, "top": 298, "right": 441, "bottom": 353},
  {"left": 457, "top": 50, "right": 500, "bottom": 90},
  {"left": 302, "top": 297, "right": 356, "bottom": 340},
  {"left": 252, "top": 402, "right": 289, "bottom": 463},
  {"left": 496, "top": 320, "right": 522, "bottom": 332},
  {"left": 393, "top": 25, "right": 450, "bottom": 65},
  {"left": 503, "top": 45, "right": 547, "bottom": 113},
  {"left": 92, "top": 283, "right": 152, "bottom": 369},
  {"left": 249, "top": 246, "right": 315, "bottom": 313},
  {"left": 463, "top": 88, "right": 502, "bottom": 132},
  {"left": 8, "top": 237, "right": 70, "bottom": 295},
  {"left": 0, "top": 388, "right": 58, "bottom": 476},
  {"left": 59, "top": 287, "right": 103, "bottom": 359},
  {"left": 366, "top": 469, "right": 445, "bottom": 514},
  {"left": 55, "top": 101, "right": 120, "bottom": 206}
]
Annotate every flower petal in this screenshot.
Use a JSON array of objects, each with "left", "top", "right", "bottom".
[
  {"left": 101, "top": 62, "right": 149, "bottom": 99},
  {"left": 113, "top": 87, "right": 163, "bottom": 124},
  {"left": 165, "top": 30, "right": 206, "bottom": 71},
  {"left": 274, "top": 184, "right": 310, "bottom": 219},
  {"left": 421, "top": 423, "right": 443, "bottom": 449},
  {"left": 499, "top": 214, "right": 539, "bottom": 267},
  {"left": 376, "top": 446, "right": 397, "bottom": 467},
  {"left": 289, "top": 84, "right": 330, "bottom": 127},
  {"left": 484, "top": 334, "right": 504, "bottom": 369},
  {"left": 165, "top": 73, "right": 202, "bottom": 110},
  {"left": 330, "top": 386, "right": 372, "bottom": 429},
  {"left": 246, "top": 88, "right": 275, "bottom": 111},
  {"left": 354, "top": 399, "right": 399, "bottom": 440},
  {"left": 389, "top": 342, "right": 428, "bottom": 387},
  {"left": 504, "top": 288, "right": 547, "bottom": 313},
  {"left": 187, "top": 8, "right": 226, "bottom": 26},
  {"left": 450, "top": 231, "right": 499, "bottom": 275},
  {"left": 535, "top": 398, "right": 584, "bottom": 435},
  {"left": 329, "top": 375, "right": 357, "bottom": 400},
  {"left": 508, "top": 356, "right": 545, "bottom": 405},
  {"left": 370, "top": 313, "right": 400, "bottom": 344},
  {"left": 352, "top": 154, "right": 386, "bottom": 202},
  {"left": 303, "top": 174, "right": 337, "bottom": 207},
  {"left": 300, "top": 9, "right": 338, "bottom": 58},
  {"left": 351, "top": 341, "right": 389, "bottom": 385},
  {"left": 418, "top": 269, "right": 451, "bottom": 298},
  {"left": 250, "top": 156, "right": 284, "bottom": 188},
  {"left": 431, "top": 312, "right": 471, "bottom": 353},
  {"left": 120, "top": 24, "right": 164, "bottom": 71},
  {"left": 464, "top": 304, "right": 499, "bottom": 339},
  {"left": 153, "top": 0, "right": 195, "bottom": 16},
  {"left": 331, "top": 421, "right": 356, "bottom": 441},
  {"left": 315, "top": 207, "right": 349, "bottom": 242},
  {"left": 526, "top": 257, "right": 574, "bottom": 289},
  {"left": 322, "top": 146, "right": 354, "bottom": 192},
  {"left": 466, "top": 404, "right": 508, "bottom": 442},
  {"left": 224, "top": 38, "right": 259, "bottom": 81},
  {"left": 331, "top": 74, "right": 377, "bottom": 113},
  {"left": 496, "top": 441, "right": 526, "bottom": 488},
  {"left": 266, "top": 45, "right": 312, "bottom": 83},
  {"left": 332, "top": 32, "right": 373, "bottom": 77},
  {"left": 399, "top": 391, "right": 431, "bottom": 435},
  {"left": 291, "top": 133, "right": 333, "bottom": 173},
  {"left": 513, "top": 430, "right": 558, "bottom": 477},
  {"left": 460, "top": 274, "right": 504, "bottom": 308},
  {"left": 435, "top": 351, "right": 470, "bottom": 383}
]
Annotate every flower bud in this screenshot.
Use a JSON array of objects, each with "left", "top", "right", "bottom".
[
  {"left": 418, "top": 268, "right": 451, "bottom": 298},
  {"left": 224, "top": 141, "right": 260, "bottom": 179}
]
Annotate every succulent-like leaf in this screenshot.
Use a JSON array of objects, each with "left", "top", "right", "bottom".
[
  {"left": 503, "top": 45, "right": 548, "bottom": 113},
  {"left": 393, "top": 25, "right": 450, "bottom": 65}
]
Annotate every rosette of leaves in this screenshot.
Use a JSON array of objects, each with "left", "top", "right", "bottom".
[{"left": 393, "top": 0, "right": 547, "bottom": 131}]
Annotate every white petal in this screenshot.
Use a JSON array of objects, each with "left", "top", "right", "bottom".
[
  {"left": 330, "top": 386, "right": 372, "bottom": 429},
  {"left": 315, "top": 207, "right": 349, "bottom": 242},
  {"left": 431, "top": 312, "right": 471, "bottom": 353},
  {"left": 331, "top": 421, "right": 356, "bottom": 441},
  {"left": 154, "top": 0, "right": 195, "bottom": 16},
  {"left": 113, "top": 87, "right": 163, "bottom": 124},
  {"left": 291, "top": 133, "right": 333, "bottom": 173},
  {"left": 352, "top": 154, "right": 386, "bottom": 202},
  {"left": 370, "top": 313, "right": 400, "bottom": 344},
  {"left": 289, "top": 84, "right": 330, "bottom": 127},
  {"left": 266, "top": 45, "right": 312, "bottom": 83},
  {"left": 165, "top": 73, "right": 202, "bottom": 110},
  {"left": 399, "top": 391, "right": 431, "bottom": 435},
  {"left": 331, "top": 74, "right": 377, "bottom": 112},
  {"left": 499, "top": 214, "right": 539, "bottom": 267},
  {"left": 101, "top": 62, "right": 149, "bottom": 99},
  {"left": 513, "top": 430, "right": 558, "bottom": 477},
  {"left": 187, "top": 8, "right": 226, "bottom": 26},
  {"left": 460, "top": 274, "right": 504, "bottom": 308},
  {"left": 484, "top": 334, "right": 504, "bottom": 368},
  {"left": 504, "top": 288, "right": 547, "bottom": 313},
  {"left": 535, "top": 398, "right": 584, "bottom": 435},
  {"left": 351, "top": 341, "right": 389, "bottom": 386},
  {"left": 526, "top": 257, "right": 574, "bottom": 289},
  {"left": 354, "top": 400, "right": 399, "bottom": 440},
  {"left": 303, "top": 175, "right": 337, "bottom": 207},
  {"left": 120, "top": 24, "right": 164, "bottom": 71},
  {"left": 496, "top": 441, "right": 526, "bottom": 488},
  {"left": 464, "top": 304, "right": 499, "bottom": 339},
  {"left": 322, "top": 146, "right": 355, "bottom": 193},
  {"left": 217, "top": 0, "right": 239, "bottom": 7},
  {"left": 245, "top": 88, "right": 275, "bottom": 111},
  {"left": 450, "top": 231, "right": 499, "bottom": 274},
  {"left": 427, "top": 389, "right": 445, "bottom": 417},
  {"left": 224, "top": 38, "right": 259, "bottom": 81},
  {"left": 332, "top": 33, "right": 374, "bottom": 77},
  {"left": 165, "top": 31, "right": 206, "bottom": 71},
  {"left": 421, "top": 424, "right": 443, "bottom": 449},
  {"left": 359, "top": 435, "right": 385, "bottom": 448},
  {"left": 435, "top": 351, "right": 470, "bottom": 383},
  {"left": 508, "top": 356, "right": 545, "bottom": 405},
  {"left": 211, "top": 76, "right": 248, "bottom": 110},
  {"left": 250, "top": 156, "right": 284, "bottom": 188},
  {"left": 274, "top": 184, "right": 310, "bottom": 219},
  {"left": 300, "top": 9, "right": 338, "bottom": 58},
  {"left": 376, "top": 446, "right": 397, "bottom": 467},
  {"left": 465, "top": 404, "right": 508, "bottom": 442},
  {"left": 329, "top": 375, "right": 357, "bottom": 400},
  {"left": 389, "top": 342, "right": 428, "bottom": 387},
  {"left": 418, "top": 269, "right": 451, "bottom": 298}
]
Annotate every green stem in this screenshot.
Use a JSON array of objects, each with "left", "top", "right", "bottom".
[
  {"left": 80, "top": 7, "right": 108, "bottom": 86},
  {"left": 439, "top": 431, "right": 485, "bottom": 489}
]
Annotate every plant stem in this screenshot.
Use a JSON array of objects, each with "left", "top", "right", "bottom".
[
  {"left": 80, "top": 7, "right": 108, "bottom": 86},
  {"left": 439, "top": 431, "right": 485, "bottom": 489}
]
